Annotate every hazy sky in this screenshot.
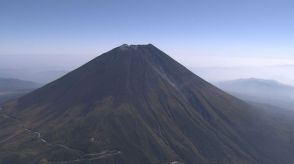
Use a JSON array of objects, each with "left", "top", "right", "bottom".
[{"left": 0, "top": 0, "right": 294, "bottom": 84}]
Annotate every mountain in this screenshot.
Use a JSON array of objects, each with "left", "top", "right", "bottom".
[
  {"left": 0, "top": 78, "right": 41, "bottom": 103},
  {"left": 216, "top": 78, "right": 294, "bottom": 109},
  {"left": 1, "top": 44, "right": 294, "bottom": 164}
]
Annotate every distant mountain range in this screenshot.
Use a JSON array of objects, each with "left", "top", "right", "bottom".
[
  {"left": 0, "top": 70, "right": 67, "bottom": 84},
  {"left": 1, "top": 45, "right": 294, "bottom": 163},
  {"left": 0, "top": 77, "right": 41, "bottom": 103},
  {"left": 216, "top": 78, "right": 294, "bottom": 109},
  {"left": 0, "top": 77, "right": 41, "bottom": 92}
]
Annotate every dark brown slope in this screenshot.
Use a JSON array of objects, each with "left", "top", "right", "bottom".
[{"left": 1, "top": 44, "right": 294, "bottom": 164}]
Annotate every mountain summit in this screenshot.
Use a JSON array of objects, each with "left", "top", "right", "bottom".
[
  {"left": 1, "top": 44, "right": 294, "bottom": 164},
  {"left": 19, "top": 44, "right": 207, "bottom": 109}
]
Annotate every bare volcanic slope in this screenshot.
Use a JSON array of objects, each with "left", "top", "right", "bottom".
[{"left": 1, "top": 44, "right": 294, "bottom": 164}]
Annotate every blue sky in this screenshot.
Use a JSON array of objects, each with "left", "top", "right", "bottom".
[{"left": 0, "top": 0, "right": 294, "bottom": 83}]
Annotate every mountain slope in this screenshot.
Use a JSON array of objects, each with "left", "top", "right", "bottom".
[
  {"left": 1, "top": 44, "right": 294, "bottom": 164},
  {"left": 216, "top": 78, "right": 294, "bottom": 109}
]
